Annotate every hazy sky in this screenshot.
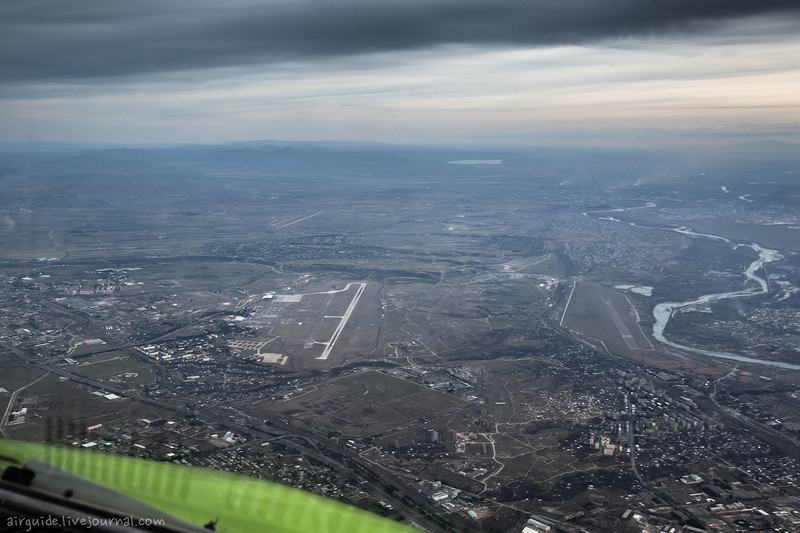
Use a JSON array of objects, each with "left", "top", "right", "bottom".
[{"left": 2, "top": 0, "right": 799, "bottom": 147}]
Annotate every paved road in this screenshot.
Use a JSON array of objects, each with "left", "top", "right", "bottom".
[{"left": 0, "top": 371, "right": 49, "bottom": 438}]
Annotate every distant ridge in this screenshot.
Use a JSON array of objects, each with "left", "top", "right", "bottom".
[{"left": 718, "top": 140, "right": 800, "bottom": 159}]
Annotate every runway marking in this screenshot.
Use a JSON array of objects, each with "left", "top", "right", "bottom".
[
  {"left": 599, "top": 291, "right": 640, "bottom": 350},
  {"left": 275, "top": 211, "right": 324, "bottom": 228},
  {"left": 317, "top": 282, "right": 366, "bottom": 360}
]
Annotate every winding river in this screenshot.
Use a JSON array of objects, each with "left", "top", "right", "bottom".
[
  {"left": 593, "top": 207, "right": 800, "bottom": 370},
  {"left": 651, "top": 236, "right": 799, "bottom": 370}
]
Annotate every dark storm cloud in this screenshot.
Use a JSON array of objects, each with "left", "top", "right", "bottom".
[{"left": 1, "top": 0, "right": 798, "bottom": 82}]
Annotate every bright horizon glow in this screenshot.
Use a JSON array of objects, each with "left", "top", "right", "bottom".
[{"left": 1, "top": 4, "right": 799, "bottom": 149}]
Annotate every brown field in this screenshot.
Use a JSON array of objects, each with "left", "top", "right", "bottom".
[
  {"left": 4, "top": 374, "right": 172, "bottom": 441},
  {"left": 325, "top": 285, "right": 361, "bottom": 316},
  {"left": 69, "top": 353, "right": 156, "bottom": 388},
  {"left": 0, "top": 355, "right": 47, "bottom": 394},
  {"left": 563, "top": 282, "right": 652, "bottom": 357},
  {"left": 258, "top": 370, "right": 465, "bottom": 437},
  {"left": 270, "top": 318, "right": 316, "bottom": 342},
  {"left": 312, "top": 317, "right": 339, "bottom": 345}
]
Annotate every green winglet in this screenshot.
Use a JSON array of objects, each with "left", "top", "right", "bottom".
[{"left": 0, "top": 440, "right": 416, "bottom": 533}]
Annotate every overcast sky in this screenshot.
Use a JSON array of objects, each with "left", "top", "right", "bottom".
[{"left": 2, "top": 0, "right": 799, "bottom": 148}]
